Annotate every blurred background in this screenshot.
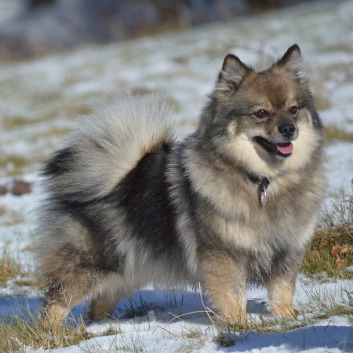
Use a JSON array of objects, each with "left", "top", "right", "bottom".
[
  {"left": 1, "top": 0, "right": 316, "bottom": 60},
  {"left": 0, "top": 0, "right": 352, "bottom": 192}
]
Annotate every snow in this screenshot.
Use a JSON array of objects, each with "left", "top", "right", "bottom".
[
  {"left": 0, "top": 0, "right": 22, "bottom": 24},
  {"left": 0, "top": 0, "right": 353, "bottom": 352}
]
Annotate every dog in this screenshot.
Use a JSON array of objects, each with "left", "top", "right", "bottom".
[{"left": 35, "top": 44, "right": 326, "bottom": 326}]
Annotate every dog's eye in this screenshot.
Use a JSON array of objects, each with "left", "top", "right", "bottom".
[
  {"left": 255, "top": 109, "right": 269, "bottom": 119},
  {"left": 289, "top": 106, "right": 298, "bottom": 115}
]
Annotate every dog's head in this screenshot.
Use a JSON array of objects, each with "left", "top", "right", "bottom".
[{"left": 201, "top": 44, "right": 323, "bottom": 178}]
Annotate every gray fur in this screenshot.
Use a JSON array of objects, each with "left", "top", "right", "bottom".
[
  {"left": 42, "top": 92, "right": 174, "bottom": 202},
  {"left": 35, "top": 45, "right": 326, "bottom": 325}
]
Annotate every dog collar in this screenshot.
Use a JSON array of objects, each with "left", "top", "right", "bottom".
[{"left": 247, "top": 173, "right": 270, "bottom": 206}]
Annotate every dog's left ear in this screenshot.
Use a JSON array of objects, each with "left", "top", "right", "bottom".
[
  {"left": 277, "top": 44, "right": 306, "bottom": 82},
  {"left": 216, "top": 54, "right": 252, "bottom": 93}
]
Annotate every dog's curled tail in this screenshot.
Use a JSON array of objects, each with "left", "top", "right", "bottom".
[{"left": 42, "top": 93, "right": 174, "bottom": 202}]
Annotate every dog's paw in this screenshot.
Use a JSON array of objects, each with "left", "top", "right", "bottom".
[{"left": 272, "top": 305, "right": 298, "bottom": 319}]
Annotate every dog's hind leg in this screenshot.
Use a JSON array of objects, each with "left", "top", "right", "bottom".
[
  {"left": 88, "top": 275, "right": 139, "bottom": 322},
  {"left": 36, "top": 215, "right": 110, "bottom": 326},
  {"left": 88, "top": 276, "right": 125, "bottom": 322},
  {"left": 88, "top": 293, "right": 120, "bottom": 322},
  {"left": 42, "top": 269, "right": 106, "bottom": 327}
]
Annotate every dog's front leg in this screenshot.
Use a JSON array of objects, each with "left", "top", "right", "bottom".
[
  {"left": 199, "top": 249, "right": 247, "bottom": 324},
  {"left": 267, "top": 271, "right": 298, "bottom": 318}
]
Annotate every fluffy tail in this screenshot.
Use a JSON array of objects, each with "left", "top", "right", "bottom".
[{"left": 41, "top": 93, "right": 174, "bottom": 202}]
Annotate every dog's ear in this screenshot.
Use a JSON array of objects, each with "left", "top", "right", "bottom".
[
  {"left": 216, "top": 54, "right": 252, "bottom": 93},
  {"left": 277, "top": 44, "right": 305, "bottom": 82}
]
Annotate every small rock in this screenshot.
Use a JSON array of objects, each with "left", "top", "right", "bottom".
[
  {"left": 0, "top": 186, "right": 7, "bottom": 195},
  {"left": 131, "top": 87, "right": 152, "bottom": 96},
  {"left": 171, "top": 55, "right": 189, "bottom": 64},
  {"left": 0, "top": 204, "right": 6, "bottom": 216},
  {"left": 11, "top": 180, "right": 32, "bottom": 196}
]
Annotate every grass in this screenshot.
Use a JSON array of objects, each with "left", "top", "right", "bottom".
[
  {"left": 301, "top": 287, "right": 353, "bottom": 321},
  {"left": 119, "top": 295, "right": 162, "bottom": 319},
  {"left": 32, "top": 126, "right": 71, "bottom": 141},
  {"left": 0, "top": 249, "right": 24, "bottom": 284},
  {"left": 0, "top": 316, "right": 92, "bottom": 352},
  {"left": 324, "top": 125, "right": 353, "bottom": 143},
  {"left": 302, "top": 194, "right": 353, "bottom": 279},
  {"left": 2, "top": 116, "right": 32, "bottom": 129},
  {"left": 0, "top": 155, "right": 29, "bottom": 177},
  {"left": 0, "top": 308, "right": 123, "bottom": 352},
  {"left": 302, "top": 224, "right": 353, "bottom": 279},
  {"left": 212, "top": 285, "right": 353, "bottom": 339}
]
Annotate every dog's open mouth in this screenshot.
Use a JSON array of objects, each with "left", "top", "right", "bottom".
[{"left": 254, "top": 136, "right": 293, "bottom": 158}]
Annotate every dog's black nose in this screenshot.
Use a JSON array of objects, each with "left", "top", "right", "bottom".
[{"left": 278, "top": 123, "right": 296, "bottom": 138}]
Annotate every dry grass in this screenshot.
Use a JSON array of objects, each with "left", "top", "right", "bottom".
[
  {"left": 0, "top": 155, "right": 29, "bottom": 176},
  {"left": 0, "top": 306, "right": 122, "bottom": 352},
  {"left": 0, "top": 249, "right": 24, "bottom": 284},
  {"left": 32, "top": 126, "right": 71, "bottom": 141},
  {"left": 119, "top": 296, "right": 161, "bottom": 319},
  {"left": 2, "top": 116, "right": 31, "bottom": 129},
  {"left": 0, "top": 316, "right": 92, "bottom": 352},
  {"left": 302, "top": 224, "right": 353, "bottom": 279},
  {"left": 324, "top": 125, "right": 353, "bottom": 143},
  {"left": 302, "top": 195, "right": 353, "bottom": 279}
]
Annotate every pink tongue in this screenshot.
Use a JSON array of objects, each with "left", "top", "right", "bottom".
[{"left": 276, "top": 142, "right": 293, "bottom": 155}]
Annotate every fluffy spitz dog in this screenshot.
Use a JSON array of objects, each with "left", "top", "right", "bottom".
[{"left": 36, "top": 44, "right": 325, "bottom": 325}]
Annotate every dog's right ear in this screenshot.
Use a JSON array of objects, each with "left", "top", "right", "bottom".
[
  {"left": 276, "top": 44, "right": 306, "bottom": 83},
  {"left": 216, "top": 54, "right": 252, "bottom": 93}
]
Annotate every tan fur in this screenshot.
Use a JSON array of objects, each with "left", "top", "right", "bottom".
[
  {"left": 43, "top": 273, "right": 97, "bottom": 326},
  {"left": 45, "top": 303, "right": 70, "bottom": 327},
  {"left": 88, "top": 291, "right": 122, "bottom": 322},
  {"left": 199, "top": 250, "right": 247, "bottom": 323},
  {"left": 268, "top": 276, "right": 297, "bottom": 318}
]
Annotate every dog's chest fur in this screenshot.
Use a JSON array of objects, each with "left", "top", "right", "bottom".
[{"left": 176, "top": 141, "right": 324, "bottom": 272}]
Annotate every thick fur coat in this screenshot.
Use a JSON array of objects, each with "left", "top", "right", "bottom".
[{"left": 35, "top": 44, "right": 326, "bottom": 325}]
